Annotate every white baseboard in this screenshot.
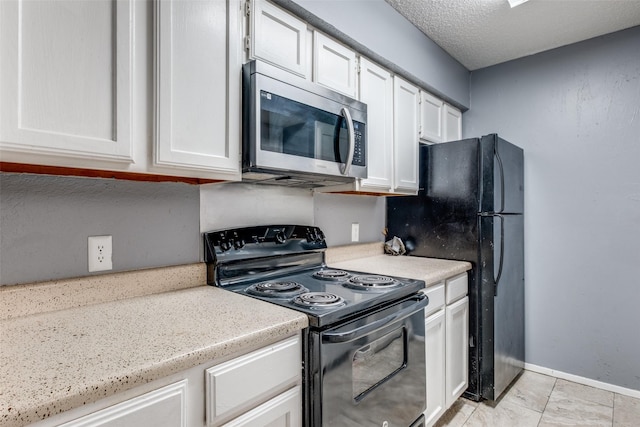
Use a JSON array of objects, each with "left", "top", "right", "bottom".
[{"left": 524, "top": 363, "right": 640, "bottom": 399}]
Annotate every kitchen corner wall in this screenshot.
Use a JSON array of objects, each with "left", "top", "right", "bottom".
[
  {"left": 0, "top": 173, "right": 200, "bottom": 286},
  {"left": 464, "top": 26, "right": 640, "bottom": 391}
]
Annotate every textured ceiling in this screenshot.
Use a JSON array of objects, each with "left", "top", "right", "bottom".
[{"left": 384, "top": 0, "right": 640, "bottom": 70}]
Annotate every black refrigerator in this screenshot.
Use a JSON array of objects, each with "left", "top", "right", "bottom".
[{"left": 386, "top": 134, "right": 524, "bottom": 401}]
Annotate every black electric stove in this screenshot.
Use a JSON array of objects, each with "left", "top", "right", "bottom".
[
  {"left": 203, "top": 225, "right": 425, "bottom": 328},
  {"left": 204, "top": 225, "right": 428, "bottom": 427}
]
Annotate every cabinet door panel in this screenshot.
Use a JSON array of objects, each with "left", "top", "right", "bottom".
[
  {"left": 0, "top": 0, "right": 133, "bottom": 163},
  {"left": 358, "top": 58, "right": 392, "bottom": 191},
  {"left": 206, "top": 336, "right": 301, "bottom": 425},
  {"left": 443, "top": 104, "right": 462, "bottom": 142},
  {"left": 154, "top": 0, "right": 241, "bottom": 177},
  {"left": 59, "top": 380, "right": 187, "bottom": 427},
  {"left": 425, "top": 309, "right": 446, "bottom": 427},
  {"left": 445, "top": 296, "right": 469, "bottom": 408},
  {"left": 420, "top": 91, "right": 444, "bottom": 143},
  {"left": 251, "top": 0, "right": 308, "bottom": 78},
  {"left": 393, "top": 77, "right": 419, "bottom": 193},
  {"left": 222, "top": 386, "right": 301, "bottom": 427},
  {"left": 313, "top": 32, "right": 357, "bottom": 97}
]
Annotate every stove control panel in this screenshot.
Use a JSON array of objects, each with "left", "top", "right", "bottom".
[{"left": 203, "top": 225, "right": 327, "bottom": 262}]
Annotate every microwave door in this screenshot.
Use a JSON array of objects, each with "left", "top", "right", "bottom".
[{"left": 314, "top": 108, "right": 355, "bottom": 176}]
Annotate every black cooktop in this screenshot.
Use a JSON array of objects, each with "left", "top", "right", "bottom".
[{"left": 203, "top": 225, "right": 425, "bottom": 328}]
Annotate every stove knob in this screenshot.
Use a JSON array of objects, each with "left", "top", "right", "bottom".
[
  {"left": 306, "top": 228, "right": 317, "bottom": 243},
  {"left": 219, "top": 240, "right": 232, "bottom": 252},
  {"left": 233, "top": 238, "right": 245, "bottom": 250},
  {"left": 274, "top": 230, "right": 287, "bottom": 244},
  {"left": 315, "top": 229, "right": 325, "bottom": 243}
]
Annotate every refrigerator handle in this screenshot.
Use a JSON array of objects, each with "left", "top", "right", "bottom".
[
  {"left": 494, "top": 214, "right": 505, "bottom": 296},
  {"left": 495, "top": 147, "right": 505, "bottom": 213}
]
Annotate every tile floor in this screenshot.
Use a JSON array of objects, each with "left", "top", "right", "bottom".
[{"left": 434, "top": 370, "right": 640, "bottom": 427}]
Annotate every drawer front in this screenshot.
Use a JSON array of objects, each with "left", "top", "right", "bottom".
[
  {"left": 206, "top": 336, "right": 301, "bottom": 426},
  {"left": 445, "top": 273, "right": 468, "bottom": 305},
  {"left": 423, "top": 282, "right": 445, "bottom": 317}
]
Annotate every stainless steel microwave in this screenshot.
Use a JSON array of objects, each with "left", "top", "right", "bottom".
[{"left": 242, "top": 60, "right": 367, "bottom": 187}]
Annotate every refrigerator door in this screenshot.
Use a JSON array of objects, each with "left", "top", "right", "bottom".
[
  {"left": 422, "top": 139, "right": 480, "bottom": 216},
  {"left": 480, "top": 135, "right": 524, "bottom": 215},
  {"left": 479, "top": 213, "right": 525, "bottom": 400}
]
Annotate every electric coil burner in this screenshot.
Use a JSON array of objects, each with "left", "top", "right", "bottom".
[
  {"left": 312, "top": 269, "right": 351, "bottom": 281},
  {"left": 292, "top": 292, "right": 345, "bottom": 309},
  {"left": 204, "top": 225, "right": 428, "bottom": 427},
  {"left": 246, "top": 281, "right": 308, "bottom": 298}
]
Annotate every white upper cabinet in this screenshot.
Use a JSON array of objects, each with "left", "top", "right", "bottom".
[
  {"left": 393, "top": 76, "right": 420, "bottom": 194},
  {"left": 0, "top": 0, "right": 133, "bottom": 166},
  {"left": 313, "top": 32, "right": 358, "bottom": 98},
  {"left": 250, "top": 0, "right": 309, "bottom": 78},
  {"left": 443, "top": 104, "right": 462, "bottom": 142},
  {"left": 420, "top": 91, "right": 444, "bottom": 143},
  {"left": 358, "top": 58, "right": 393, "bottom": 192},
  {"left": 154, "top": 0, "right": 242, "bottom": 179},
  {"left": 420, "top": 92, "right": 463, "bottom": 144}
]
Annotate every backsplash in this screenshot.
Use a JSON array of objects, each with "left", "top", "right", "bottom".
[
  {"left": 1, "top": 175, "right": 385, "bottom": 286},
  {"left": 0, "top": 173, "right": 200, "bottom": 286}
]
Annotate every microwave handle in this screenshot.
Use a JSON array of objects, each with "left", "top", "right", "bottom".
[{"left": 340, "top": 107, "right": 355, "bottom": 176}]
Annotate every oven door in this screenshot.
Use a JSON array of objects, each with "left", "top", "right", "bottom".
[{"left": 307, "top": 293, "right": 427, "bottom": 427}]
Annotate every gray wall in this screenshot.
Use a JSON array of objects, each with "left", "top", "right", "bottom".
[
  {"left": 276, "top": 0, "right": 470, "bottom": 108},
  {"left": 0, "top": 174, "right": 200, "bottom": 286},
  {"left": 314, "top": 193, "right": 386, "bottom": 246},
  {"left": 463, "top": 27, "right": 640, "bottom": 391}
]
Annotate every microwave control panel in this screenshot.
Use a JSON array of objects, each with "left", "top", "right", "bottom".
[{"left": 352, "top": 122, "right": 366, "bottom": 166}]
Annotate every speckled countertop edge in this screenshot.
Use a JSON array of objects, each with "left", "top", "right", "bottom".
[
  {"left": 326, "top": 243, "right": 472, "bottom": 286},
  {"left": 0, "top": 263, "right": 207, "bottom": 320}
]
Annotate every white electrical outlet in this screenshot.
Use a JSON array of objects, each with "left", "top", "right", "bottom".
[
  {"left": 88, "top": 235, "right": 113, "bottom": 272},
  {"left": 351, "top": 223, "right": 360, "bottom": 242}
]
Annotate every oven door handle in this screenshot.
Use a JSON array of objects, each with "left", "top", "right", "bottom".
[{"left": 322, "top": 293, "right": 429, "bottom": 344}]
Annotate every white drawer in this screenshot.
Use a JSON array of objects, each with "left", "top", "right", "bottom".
[
  {"left": 206, "top": 335, "right": 301, "bottom": 426},
  {"left": 445, "top": 273, "right": 468, "bottom": 305},
  {"left": 423, "top": 282, "right": 445, "bottom": 317}
]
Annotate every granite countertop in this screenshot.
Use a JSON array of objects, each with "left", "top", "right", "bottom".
[
  {"left": 325, "top": 242, "right": 472, "bottom": 286},
  {"left": 0, "top": 267, "right": 308, "bottom": 427}
]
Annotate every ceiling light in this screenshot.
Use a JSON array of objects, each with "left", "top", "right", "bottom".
[{"left": 508, "top": 0, "right": 530, "bottom": 8}]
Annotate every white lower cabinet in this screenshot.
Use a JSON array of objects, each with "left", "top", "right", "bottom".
[
  {"left": 205, "top": 336, "right": 301, "bottom": 426},
  {"left": 32, "top": 336, "right": 302, "bottom": 427},
  {"left": 445, "top": 295, "right": 469, "bottom": 408},
  {"left": 222, "top": 386, "right": 301, "bottom": 427},
  {"left": 424, "top": 273, "right": 469, "bottom": 427},
  {"left": 424, "top": 306, "right": 446, "bottom": 426},
  {"left": 57, "top": 381, "right": 187, "bottom": 427}
]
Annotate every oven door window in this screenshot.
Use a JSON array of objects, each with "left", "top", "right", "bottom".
[
  {"left": 352, "top": 327, "right": 407, "bottom": 401},
  {"left": 260, "top": 91, "right": 352, "bottom": 162}
]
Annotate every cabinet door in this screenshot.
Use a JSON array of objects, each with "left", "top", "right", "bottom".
[
  {"left": 393, "top": 76, "right": 420, "bottom": 193},
  {"left": 154, "top": 0, "right": 241, "bottom": 179},
  {"left": 0, "top": 0, "right": 133, "bottom": 166},
  {"left": 206, "top": 336, "right": 301, "bottom": 426},
  {"left": 445, "top": 296, "right": 469, "bottom": 408},
  {"left": 250, "top": 0, "right": 308, "bottom": 78},
  {"left": 59, "top": 380, "right": 187, "bottom": 427},
  {"left": 443, "top": 104, "right": 462, "bottom": 142},
  {"left": 425, "top": 309, "right": 446, "bottom": 427},
  {"left": 313, "top": 32, "right": 357, "bottom": 97},
  {"left": 222, "top": 386, "right": 301, "bottom": 427},
  {"left": 420, "top": 91, "right": 444, "bottom": 143},
  {"left": 358, "top": 58, "right": 393, "bottom": 192}
]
